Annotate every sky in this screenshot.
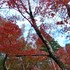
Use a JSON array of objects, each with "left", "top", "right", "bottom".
[{"left": 0, "top": 0, "right": 70, "bottom": 47}]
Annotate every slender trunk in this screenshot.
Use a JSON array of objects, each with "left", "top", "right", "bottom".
[{"left": 3, "top": 54, "right": 7, "bottom": 70}]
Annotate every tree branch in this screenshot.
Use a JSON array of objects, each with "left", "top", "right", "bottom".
[
  {"left": 66, "top": 4, "right": 70, "bottom": 18},
  {"left": 16, "top": 54, "right": 49, "bottom": 57},
  {"left": 12, "top": 0, "right": 31, "bottom": 23},
  {"left": 20, "top": 0, "right": 30, "bottom": 15}
]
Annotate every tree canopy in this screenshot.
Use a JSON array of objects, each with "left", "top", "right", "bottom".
[{"left": 0, "top": 0, "right": 70, "bottom": 70}]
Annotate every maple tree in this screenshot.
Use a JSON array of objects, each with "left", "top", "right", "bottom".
[
  {"left": 0, "top": 0, "right": 70, "bottom": 70},
  {"left": 0, "top": 18, "right": 48, "bottom": 70}
]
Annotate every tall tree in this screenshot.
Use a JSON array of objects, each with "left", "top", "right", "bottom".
[{"left": 0, "top": 0, "right": 70, "bottom": 70}]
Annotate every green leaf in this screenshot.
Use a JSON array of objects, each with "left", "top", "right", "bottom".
[{"left": 50, "top": 40, "right": 61, "bottom": 52}]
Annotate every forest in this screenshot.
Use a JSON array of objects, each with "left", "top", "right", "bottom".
[{"left": 0, "top": 0, "right": 70, "bottom": 70}]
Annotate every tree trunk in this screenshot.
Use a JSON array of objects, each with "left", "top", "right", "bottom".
[
  {"left": 28, "top": 5, "right": 69, "bottom": 69},
  {"left": 3, "top": 54, "right": 7, "bottom": 70},
  {"left": 15, "top": 0, "right": 69, "bottom": 69},
  {"left": 66, "top": 4, "right": 70, "bottom": 18}
]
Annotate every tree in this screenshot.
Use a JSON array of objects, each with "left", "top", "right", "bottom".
[
  {"left": 0, "top": 0, "right": 70, "bottom": 70},
  {"left": 0, "top": 17, "right": 48, "bottom": 70},
  {"left": 0, "top": 17, "right": 23, "bottom": 70}
]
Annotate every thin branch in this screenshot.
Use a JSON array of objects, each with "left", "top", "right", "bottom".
[
  {"left": 12, "top": 0, "right": 31, "bottom": 24},
  {"left": 20, "top": 0, "right": 30, "bottom": 15},
  {"left": 16, "top": 7, "right": 31, "bottom": 23},
  {"left": 27, "top": 0, "right": 37, "bottom": 27},
  {"left": 28, "top": 0, "right": 34, "bottom": 18},
  {"left": 28, "top": 0, "right": 32, "bottom": 15},
  {"left": 16, "top": 54, "right": 49, "bottom": 57}
]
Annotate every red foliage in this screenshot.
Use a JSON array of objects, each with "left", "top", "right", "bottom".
[
  {"left": 53, "top": 0, "right": 69, "bottom": 6},
  {"left": 55, "top": 46, "right": 70, "bottom": 69},
  {"left": 56, "top": 47, "right": 65, "bottom": 57},
  {"left": 36, "top": 37, "right": 44, "bottom": 47},
  {"left": 39, "top": 0, "right": 69, "bottom": 8},
  {"left": 22, "top": 49, "right": 48, "bottom": 63},
  {"left": 59, "top": 0, "right": 69, "bottom": 5},
  {"left": 66, "top": 45, "right": 70, "bottom": 55},
  {"left": 7, "top": 0, "right": 17, "bottom": 7},
  {"left": 0, "top": 18, "right": 48, "bottom": 62},
  {"left": 0, "top": 18, "right": 24, "bottom": 56},
  {"left": 40, "top": 26, "right": 53, "bottom": 42}
]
